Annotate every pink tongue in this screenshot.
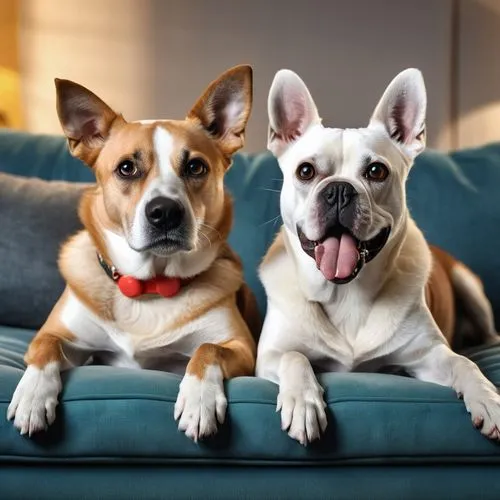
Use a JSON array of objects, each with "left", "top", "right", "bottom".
[{"left": 314, "top": 234, "right": 359, "bottom": 281}]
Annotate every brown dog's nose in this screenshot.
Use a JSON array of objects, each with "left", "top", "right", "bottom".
[{"left": 145, "top": 197, "right": 185, "bottom": 230}]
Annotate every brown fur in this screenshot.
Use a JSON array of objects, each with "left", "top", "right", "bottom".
[
  {"left": 426, "top": 245, "right": 457, "bottom": 343},
  {"left": 236, "top": 283, "right": 262, "bottom": 341},
  {"left": 24, "top": 289, "right": 75, "bottom": 367},
  {"left": 187, "top": 337, "right": 256, "bottom": 379}
]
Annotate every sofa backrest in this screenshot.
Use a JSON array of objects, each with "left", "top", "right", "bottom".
[{"left": 1, "top": 129, "right": 500, "bottom": 328}]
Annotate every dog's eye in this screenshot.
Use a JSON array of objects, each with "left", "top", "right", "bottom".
[
  {"left": 185, "top": 159, "right": 208, "bottom": 178},
  {"left": 116, "top": 160, "right": 139, "bottom": 179},
  {"left": 296, "top": 162, "right": 316, "bottom": 181},
  {"left": 364, "top": 162, "right": 389, "bottom": 182}
]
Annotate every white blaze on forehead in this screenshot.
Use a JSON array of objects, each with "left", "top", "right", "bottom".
[
  {"left": 154, "top": 126, "right": 175, "bottom": 176},
  {"left": 133, "top": 119, "right": 158, "bottom": 124},
  {"left": 153, "top": 126, "right": 183, "bottom": 187}
]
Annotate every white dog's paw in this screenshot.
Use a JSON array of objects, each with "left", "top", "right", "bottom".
[
  {"left": 7, "top": 363, "right": 62, "bottom": 436},
  {"left": 277, "top": 379, "right": 327, "bottom": 446},
  {"left": 464, "top": 387, "right": 500, "bottom": 440},
  {"left": 174, "top": 366, "right": 227, "bottom": 442}
]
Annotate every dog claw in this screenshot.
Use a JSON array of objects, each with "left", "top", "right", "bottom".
[{"left": 473, "top": 416, "right": 484, "bottom": 429}]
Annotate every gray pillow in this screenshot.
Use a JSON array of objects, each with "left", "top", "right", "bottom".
[{"left": 0, "top": 172, "right": 88, "bottom": 330}]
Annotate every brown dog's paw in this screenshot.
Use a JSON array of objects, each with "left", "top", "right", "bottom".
[{"left": 174, "top": 367, "right": 227, "bottom": 442}]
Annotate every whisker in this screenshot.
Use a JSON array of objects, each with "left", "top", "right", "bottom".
[
  {"left": 260, "top": 214, "right": 282, "bottom": 227},
  {"left": 197, "top": 229, "right": 212, "bottom": 248},
  {"left": 198, "top": 222, "right": 222, "bottom": 241},
  {"left": 258, "top": 188, "right": 281, "bottom": 193}
]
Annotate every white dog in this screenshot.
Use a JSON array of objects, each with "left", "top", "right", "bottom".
[{"left": 256, "top": 68, "right": 500, "bottom": 446}]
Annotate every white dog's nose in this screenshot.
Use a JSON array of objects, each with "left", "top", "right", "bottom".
[{"left": 321, "top": 181, "right": 357, "bottom": 209}]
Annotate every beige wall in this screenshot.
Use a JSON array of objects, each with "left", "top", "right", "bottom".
[
  {"left": 18, "top": 0, "right": 454, "bottom": 152},
  {"left": 19, "top": 0, "right": 500, "bottom": 153},
  {"left": 456, "top": 0, "right": 500, "bottom": 149}
]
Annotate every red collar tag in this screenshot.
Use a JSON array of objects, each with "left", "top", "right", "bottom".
[
  {"left": 97, "top": 253, "right": 185, "bottom": 298},
  {"left": 117, "top": 275, "right": 182, "bottom": 298}
]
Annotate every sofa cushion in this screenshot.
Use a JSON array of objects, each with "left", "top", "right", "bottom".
[
  {"left": 1, "top": 325, "right": 500, "bottom": 465},
  {"left": 407, "top": 145, "right": 500, "bottom": 325},
  {"left": 0, "top": 172, "right": 87, "bottom": 329}
]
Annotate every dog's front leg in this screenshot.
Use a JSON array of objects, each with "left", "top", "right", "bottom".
[
  {"left": 174, "top": 303, "right": 255, "bottom": 442},
  {"left": 7, "top": 301, "right": 75, "bottom": 435},
  {"left": 397, "top": 306, "right": 500, "bottom": 440},
  {"left": 256, "top": 306, "right": 327, "bottom": 446},
  {"left": 277, "top": 351, "right": 327, "bottom": 446},
  {"left": 7, "top": 288, "right": 106, "bottom": 435}
]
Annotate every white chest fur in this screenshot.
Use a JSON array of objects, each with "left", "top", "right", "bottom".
[
  {"left": 59, "top": 230, "right": 235, "bottom": 372},
  {"left": 60, "top": 289, "right": 231, "bottom": 372},
  {"left": 259, "top": 224, "right": 427, "bottom": 372}
]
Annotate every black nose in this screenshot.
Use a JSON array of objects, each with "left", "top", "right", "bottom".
[
  {"left": 321, "top": 181, "right": 357, "bottom": 210},
  {"left": 145, "top": 197, "right": 185, "bottom": 230}
]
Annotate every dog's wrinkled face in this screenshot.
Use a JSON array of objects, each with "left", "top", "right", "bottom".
[
  {"left": 55, "top": 66, "right": 252, "bottom": 257},
  {"left": 267, "top": 69, "right": 427, "bottom": 283}
]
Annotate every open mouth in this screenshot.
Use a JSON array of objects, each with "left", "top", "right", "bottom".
[{"left": 297, "top": 224, "right": 391, "bottom": 284}]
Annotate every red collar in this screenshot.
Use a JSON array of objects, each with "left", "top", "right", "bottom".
[{"left": 97, "top": 253, "right": 188, "bottom": 299}]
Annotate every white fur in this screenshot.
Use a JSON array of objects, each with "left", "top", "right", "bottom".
[
  {"left": 7, "top": 362, "right": 62, "bottom": 436},
  {"left": 105, "top": 229, "right": 218, "bottom": 280},
  {"left": 153, "top": 127, "right": 179, "bottom": 184},
  {"left": 105, "top": 229, "right": 156, "bottom": 279},
  {"left": 174, "top": 365, "right": 227, "bottom": 442},
  {"left": 277, "top": 351, "right": 327, "bottom": 445},
  {"left": 257, "top": 68, "right": 500, "bottom": 445},
  {"left": 59, "top": 238, "right": 233, "bottom": 360}
]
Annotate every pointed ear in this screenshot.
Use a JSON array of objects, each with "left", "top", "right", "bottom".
[
  {"left": 369, "top": 68, "right": 427, "bottom": 159},
  {"left": 187, "top": 65, "right": 253, "bottom": 158},
  {"left": 267, "top": 69, "right": 321, "bottom": 157},
  {"left": 55, "top": 79, "right": 124, "bottom": 165}
]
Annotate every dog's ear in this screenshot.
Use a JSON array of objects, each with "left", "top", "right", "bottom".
[
  {"left": 369, "top": 68, "right": 427, "bottom": 159},
  {"left": 55, "top": 79, "right": 125, "bottom": 166},
  {"left": 267, "top": 69, "right": 321, "bottom": 157},
  {"left": 187, "top": 65, "right": 253, "bottom": 158}
]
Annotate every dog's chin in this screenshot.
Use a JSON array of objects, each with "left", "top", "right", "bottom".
[
  {"left": 297, "top": 223, "right": 391, "bottom": 284},
  {"left": 130, "top": 237, "right": 194, "bottom": 257}
]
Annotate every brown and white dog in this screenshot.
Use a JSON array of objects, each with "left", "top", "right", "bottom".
[{"left": 7, "top": 65, "right": 259, "bottom": 442}]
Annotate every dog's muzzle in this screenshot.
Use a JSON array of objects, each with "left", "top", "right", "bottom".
[
  {"left": 298, "top": 181, "right": 390, "bottom": 284},
  {"left": 132, "top": 196, "right": 192, "bottom": 254}
]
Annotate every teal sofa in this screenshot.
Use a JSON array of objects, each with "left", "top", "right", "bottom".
[{"left": 1, "top": 129, "right": 500, "bottom": 500}]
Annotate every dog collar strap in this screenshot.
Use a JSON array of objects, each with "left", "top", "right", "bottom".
[
  {"left": 359, "top": 227, "right": 391, "bottom": 264},
  {"left": 97, "top": 253, "right": 183, "bottom": 298}
]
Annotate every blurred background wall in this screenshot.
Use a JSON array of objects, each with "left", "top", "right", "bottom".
[
  {"left": 0, "top": 0, "right": 22, "bottom": 128},
  {"left": 1, "top": 0, "right": 499, "bottom": 152}
]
